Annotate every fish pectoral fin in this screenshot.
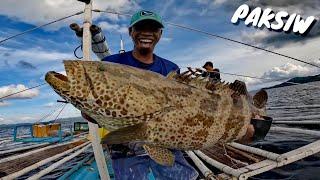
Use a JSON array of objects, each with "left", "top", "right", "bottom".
[
  {"left": 143, "top": 145, "right": 175, "bottom": 166},
  {"left": 253, "top": 89, "right": 268, "bottom": 108},
  {"left": 101, "top": 123, "right": 147, "bottom": 144}
]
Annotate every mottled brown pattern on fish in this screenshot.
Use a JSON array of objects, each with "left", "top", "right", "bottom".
[{"left": 45, "top": 60, "right": 267, "bottom": 152}]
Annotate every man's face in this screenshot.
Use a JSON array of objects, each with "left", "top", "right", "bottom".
[
  {"left": 204, "top": 65, "right": 212, "bottom": 71},
  {"left": 130, "top": 20, "right": 162, "bottom": 54}
]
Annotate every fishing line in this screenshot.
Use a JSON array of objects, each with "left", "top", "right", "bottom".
[
  {"left": 0, "top": 11, "right": 84, "bottom": 44},
  {"left": 166, "top": 22, "right": 320, "bottom": 69},
  {"left": 53, "top": 103, "right": 68, "bottom": 122},
  {"left": 36, "top": 103, "right": 64, "bottom": 123},
  {"left": 94, "top": 10, "right": 320, "bottom": 69},
  {"left": 0, "top": 82, "right": 47, "bottom": 100},
  {"left": 180, "top": 66, "right": 320, "bottom": 88}
]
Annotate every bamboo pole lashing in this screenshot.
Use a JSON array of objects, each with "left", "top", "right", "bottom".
[
  {"left": 194, "top": 150, "right": 244, "bottom": 178},
  {"left": 228, "top": 142, "right": 280, "bottom": 162},
  {"left": 225, "top": 145, "right": 260, "bottom": 163},
  {"left": 185, "top": 151, "right": 216, "bottom": 180}
]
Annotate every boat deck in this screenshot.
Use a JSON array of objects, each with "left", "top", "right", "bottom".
[{"left": 0, "top": 139, "right": 86, "bottom": 178}]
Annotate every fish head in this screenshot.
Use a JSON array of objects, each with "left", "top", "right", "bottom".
[
  {"left": 45, "top": 60, "right": 162, "bottom": 125},
  {"left": 45, "top": 71, "right": 71, "bottom": 100}
]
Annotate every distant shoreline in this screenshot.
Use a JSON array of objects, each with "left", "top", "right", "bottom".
[{"left": 264, "top": 74, "right": 320, "bottom": 89}]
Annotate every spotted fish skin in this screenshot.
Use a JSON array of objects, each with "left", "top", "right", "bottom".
[{"left": 45, "top": 60, "right": 267, "bottom": 151}]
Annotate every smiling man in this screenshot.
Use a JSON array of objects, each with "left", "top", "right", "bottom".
[
  {"left": 102, "top": 10, "right": 179, "bottom": 75},
  {"left": 100, "top": 10, "right": 198, "bottom": 180}
]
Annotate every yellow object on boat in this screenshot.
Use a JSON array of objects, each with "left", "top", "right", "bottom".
[
  {"left": 99, "top": 127, "right": 109, "bottom": 138},
  {"left": 87, "top": 127, "right": 109, "bottom": 140},
  {"left": 32, "top": 123, "right": 61, "bottom": 138}
]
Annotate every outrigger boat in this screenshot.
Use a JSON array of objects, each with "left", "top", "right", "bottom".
[{"left": 0, "top": 0, "right": 320, "bottom": 179}]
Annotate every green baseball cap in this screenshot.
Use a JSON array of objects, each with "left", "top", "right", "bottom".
[{"left": 130, "top": 10, "right": 164, "bottom": 28}]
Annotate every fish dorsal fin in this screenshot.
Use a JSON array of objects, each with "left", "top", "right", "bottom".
[
  {"left": 101, "top": 123, "right": 147, "bottom": 144},
  {"left": 166, "top": 71, "right": 178, "bottom": 80},
  {"left": 172, "top": 68, "right": 232, "bottom": 92},
  {"left": 253, "top": 89, "right": 268, "bottom": 108},
  {"left": 143, "top": 144, "right": 175, "bottom": 166},
  {"left": 229, "top": 80, "right": 248, "bottom": 95}
]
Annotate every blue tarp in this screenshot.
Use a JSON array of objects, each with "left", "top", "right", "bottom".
[{"left": 112, "top": 150, "right": 199, "bottom": 180}]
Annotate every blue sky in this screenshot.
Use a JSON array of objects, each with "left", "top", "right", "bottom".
[{"left": 0, "top": 0, "right": 319, "bottom": 124}]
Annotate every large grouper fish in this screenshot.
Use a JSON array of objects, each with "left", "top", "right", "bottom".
[{"left": 45, "top": 60, "right": 268, "bottom": 166}]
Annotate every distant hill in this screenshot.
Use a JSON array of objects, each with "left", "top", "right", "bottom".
[{"left": 265, "top": 74, "right": 320, "bottom": 89}]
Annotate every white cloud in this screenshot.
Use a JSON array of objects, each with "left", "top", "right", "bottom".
[
  {"left": 0, "top": 46, "right": 73, "bottom": 73},
  {"left": 196, "top": 0, "right": 228, "bottom": 7},
  {"left": 0, "top": 116, "right": 14, "bottom": 124},
  {"left": 236, "top": 60, "right": 320, "bottom": 89},
  {"left": 57, "top": 71, "right": 67, "bottom": 75},
  {"left": 0, "top": 101, "right": 11, "bottom": 107},
  {"left": 262, "top": 62, "right": 318, "bottom": 79},
  {"left": 98, "top": 22, "right": 128, "bottom": 34},
  {"left": 13, "top": 48, "right": 72, "bottom": 63},
  {"left": 43, "top": 102, "right": 55, "bottom": 108},
  {"left": 160, "top": 37, "right": 172, "bottom": 43},
  {"left": 241, "top": 30, "right": 270, "bottom": 46},
  {"left": 0, "top": 0, "right": 140, "bottom": 31},
  {"left": 0, "top": 84, "right": 39, "bottom": 100},
  {"left": 0, "top": 103, "right": 81, "bottom": 124},
  {"left": 19, "top": 116, "right": 34, "bottom": 121}
]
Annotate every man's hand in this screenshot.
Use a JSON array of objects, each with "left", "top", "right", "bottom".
[
  {"left": 81, "top": 111, "right": 98, "bottom": 124},
  {"left": 238, "top": 124, "right": 255, "bottom": 144}
]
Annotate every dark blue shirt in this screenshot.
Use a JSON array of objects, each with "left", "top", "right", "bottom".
[{"left": 102, "top": 51, "right": 179, "bottom": 76}]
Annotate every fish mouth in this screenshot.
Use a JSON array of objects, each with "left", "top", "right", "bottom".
[{"left": 45, "top": 71, "right": 70, "bottom": 94}]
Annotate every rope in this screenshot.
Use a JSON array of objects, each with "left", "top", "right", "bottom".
[
  {"left": 92, "top": 9, "right": 131, "bottom": 16},
  {"left": 36, "top": 103, "right": 64, "bottom": 123},
  {"left": 0, "top": 11, "right": 84, "bottom": 44},
  {"left": 74, "top": 44, "right": 83, "bottom": 59},
  {"left": 0, "top": 82, "right": 47, "bottom": 100},
  {"left": 53, "top": 103, "right": 67, "bottom": 122},
  {"left": 93, "top": 9, "right": 320, "bottom": 69}
]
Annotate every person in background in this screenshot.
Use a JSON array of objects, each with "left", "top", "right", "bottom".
[
  {"left": 195, "top": 61, "right": 221, "bottom": 81},
  {"left": 82, "top": 10, "right": 198, "bottom": 180}
]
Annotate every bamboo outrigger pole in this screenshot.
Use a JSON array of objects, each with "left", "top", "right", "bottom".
[{"left": 80, "top": 0, "right": 110, "bottom": 179}]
